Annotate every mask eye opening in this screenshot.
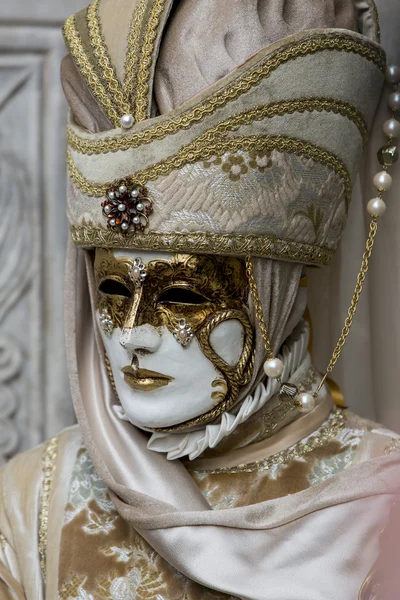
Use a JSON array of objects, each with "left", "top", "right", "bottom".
[
  {"left": 98, "top": 278, "right": 132, "bottom": 298},
  {"left": 157, "top": 286, "right": 209, "bottom": 306}
]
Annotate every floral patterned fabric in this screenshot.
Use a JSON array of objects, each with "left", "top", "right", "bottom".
[{"left": 58, "top": 412, "right": 399, "bottom": 599}]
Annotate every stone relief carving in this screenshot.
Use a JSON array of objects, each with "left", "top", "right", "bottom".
[{"left": 0, "top": 20, "right": 79, "bottom": 459}]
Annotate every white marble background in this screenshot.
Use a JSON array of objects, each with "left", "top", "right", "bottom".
[{"left": 0, "top": 0, "right": 87, "bottom": 462}]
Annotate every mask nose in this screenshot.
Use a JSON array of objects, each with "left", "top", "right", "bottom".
[{"left": 120, "top": 324, "right": 162, "bottom": 354}]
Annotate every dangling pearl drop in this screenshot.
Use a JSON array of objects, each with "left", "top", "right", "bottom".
[
  {"left": 296, "top": 392, "right": 316, "bottom": 413},
  {"left": 263, "top": 358, "right": 284, "bottom": 378}
]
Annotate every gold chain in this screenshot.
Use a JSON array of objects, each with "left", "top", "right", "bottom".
[
  {"left": 245, "top": 256, "right": 274, "bottom": 360},
  {"left": 315, "top": 217, "right": 378, "bottom": 394},
  {"left": 246, "top": 218, "right": 379, "bottom": 397}
]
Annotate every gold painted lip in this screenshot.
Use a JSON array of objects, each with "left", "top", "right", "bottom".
[{"left": 122, "top": 365, "right": 174, "bottom": 391}]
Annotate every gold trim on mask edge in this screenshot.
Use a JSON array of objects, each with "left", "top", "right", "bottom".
[{"left": 152, "top": 309, "right": 255, "bottom": 433}]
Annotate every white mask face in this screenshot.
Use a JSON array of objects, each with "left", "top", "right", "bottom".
[{"left": 94, "top": 249, "right": 255, "bottom": 431}]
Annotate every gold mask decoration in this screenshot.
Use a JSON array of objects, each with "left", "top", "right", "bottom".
[{"left": 94, "top": 249, "right": 255, "bottom": 431}]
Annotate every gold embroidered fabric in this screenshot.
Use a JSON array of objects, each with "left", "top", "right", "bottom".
[
  {"left": 67, "top": 134, "right": 351, "bottom": 201},
  {"left": 63, "top": 11, "right": 385, "bottom": 264},
  {"left": 189, "top": 410, "right": 397, "bottom": 507},
  {"left": 56, "top": 411, "right": 398, "bottom": 598},
  {"left": 67, "top": 137, "right": 348, "bottom": 265},
  {"left": 58, "top": 449, "right": 236, "bottom": 600},
  {"left": 38, "top": 436, "right": 58, "bottom": 583}
]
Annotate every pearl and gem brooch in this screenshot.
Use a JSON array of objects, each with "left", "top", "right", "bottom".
[{"left": 101, "top": 181, "right": 153, "bottom": 234}]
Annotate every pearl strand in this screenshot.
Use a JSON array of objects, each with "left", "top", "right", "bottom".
[{"left": 367, "top": 64, "right": 400, "bottom": 217}]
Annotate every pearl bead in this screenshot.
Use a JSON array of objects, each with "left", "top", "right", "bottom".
[
  {"left": 121, "top": 221, "right": 129, "bottom": 231},
  {"left": 131, "top": 189, "right": 139, "bottom": 198},
  {"left": 120, "top": 114, "right": 134, "bottom": 129},
  {"left": 104, "top": 205, "right": 111, "bottom": 214},
  {"left": 385, "top": 64, "right": 400, "bottom": 85},
  {"left": 119, "top": 185, "right": 127, "bottom": 195},
  {"left": 136, "top": 202, "right": 144, "bottom": 212},
  {"left": 383, "top": 118, "right": 400, "bottom": 138},
  {"left": 296, "top": 392, "right": 316, "bottom": 413},
  {"left": 263, "top": 358, "right": 284, "bottom": 378},
  {"left": 118, "top": 203, "right": 126, "bottom": 212},
  {"left": 132, "top": 216, "right": 140, "bottom": 225},
  {"left": 373, "top": 170, "right": 393, "bottom": 191},
  {"left": 388, "top": 92, "right": 400, "bottom": 111},
  {"left": 367, "top": 197, "right": 386, "bottom": 217},
  {"left": 108, "top": 191, "right": 115, "bottom": 200},
  {"left": 109, "top": 218, "right": 116, "bottom": 226}
]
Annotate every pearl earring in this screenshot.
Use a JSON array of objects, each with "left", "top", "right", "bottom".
[{"left": 173, "top": 319, "right": 194, "bottom": 348}]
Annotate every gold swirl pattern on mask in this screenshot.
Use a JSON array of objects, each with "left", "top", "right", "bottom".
[
  {"left": 94, "top": 250, "right": 255, "bottom": 429},
  {"left": 153, "top": 308, "right": 255, "bottom": 433}
]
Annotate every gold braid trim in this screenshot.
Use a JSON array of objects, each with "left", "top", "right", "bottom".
[
  {"left": 68, "top": 97, "right": 369, "bottom": 155},
  {"left": 63, "top": 15, "right": 121, "bottom": 128},
  {"left": 71, "top": 227, "right": 334, "bottom": 266},
  {"left": 67, "top": 32, "right": 385, "bottom": 155},
  {"left": 38, "top": 436, "right": 58, "bottom": 583},
  {"left": 86, "top": 0, "right": 131, "bottom": 116},
  {"left": 67, "top": 134, "right": 352, "bottom": 208},
  {"left": 189, "top": 408, "right": 345, "bottom": 474},
  {"left": 124, "top": 0, "right": 149, "bottom": 110},
  {"left": 366, "top": 0, "right": 381, "bottom": 43},
  {"left": 134, "top": 0, "right": 168, "bottom": 122}
]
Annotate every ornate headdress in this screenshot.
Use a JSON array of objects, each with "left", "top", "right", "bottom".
[{"left": 65, "top": 7, "right": 385, "bottom": 265}]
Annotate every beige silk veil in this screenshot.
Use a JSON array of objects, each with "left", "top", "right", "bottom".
[{"left": 62, "top": 1, "right": 400, "bottom": 598}]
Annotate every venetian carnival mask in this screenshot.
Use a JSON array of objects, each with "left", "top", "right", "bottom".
[{"left": 94, "top": 249, "right": 255, "bottom": 431}]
